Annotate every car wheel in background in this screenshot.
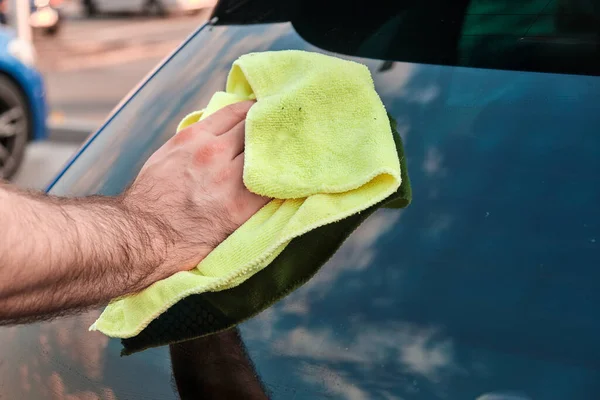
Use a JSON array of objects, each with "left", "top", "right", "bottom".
[{"left": 0, "top": 75, "right": 30, "bottom": 180}]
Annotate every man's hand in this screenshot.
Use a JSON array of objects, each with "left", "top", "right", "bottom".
[
  {"left": 0, "top": 101, "right": 269, "bottom": 324},
  {"left": 124, "top": 100, "right": 269, "bottom": 289}
]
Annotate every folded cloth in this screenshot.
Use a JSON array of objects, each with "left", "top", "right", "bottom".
[
  {"left": 120, "top": 115, "right": 410, "bottom": 355},
  {"left": 90, "top": 50, "right": 409, "bottom": 342}
]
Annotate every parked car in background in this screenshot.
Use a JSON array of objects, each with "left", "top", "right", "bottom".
[
  {"left": 0, "top": 26, "right": 46, "bottom": 179},
  {"left": 2, "top": 0, "right": 600, "bottom": 398},
  {"left": 82, "top": 0, "right": 217, "bottom": 17}
]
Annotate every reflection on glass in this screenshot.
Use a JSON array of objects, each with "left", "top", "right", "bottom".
[{"left": 169, "top": 329, "right": 268, "bottom": 400}]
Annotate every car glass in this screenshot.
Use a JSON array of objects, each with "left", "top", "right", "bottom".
[{"left": 37, "top": 2, "right": 600, "bottom": 399}]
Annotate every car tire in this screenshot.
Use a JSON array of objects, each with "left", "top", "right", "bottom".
[{"left": 0, "top": 75, "right": 30, "bottom": 180}]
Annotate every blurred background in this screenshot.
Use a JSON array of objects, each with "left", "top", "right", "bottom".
[{"left": 0, "top": 0, "right": 214, "bottom": 188}]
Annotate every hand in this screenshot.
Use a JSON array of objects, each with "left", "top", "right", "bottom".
[
  {"left": 0, "top": 101, "right": 268, "bottom": 322},
  {"left": 123, "top": 101, "right": 269, "bottom": 288}
]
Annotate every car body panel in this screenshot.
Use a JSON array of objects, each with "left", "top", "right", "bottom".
[
  {"left": 0, "top": 27, "right": 47, "bottom": 141},
  {"left": 1, "top": 12, "right": 599, "bottom": 400}
]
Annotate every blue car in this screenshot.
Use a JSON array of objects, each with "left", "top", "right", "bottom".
[
  {"left": 0, "top": 26, "right": 47, "bottom": 179},
  {"left": 2, "top": 0, "right": 600, "bottom": 399}
]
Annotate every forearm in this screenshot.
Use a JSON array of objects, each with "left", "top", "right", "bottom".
[
  {"left": 0, "top": 183, "right": 168, "bottom": 323},
  {"left": 0, "top": 102, "right": 267, "bottom": 325}
]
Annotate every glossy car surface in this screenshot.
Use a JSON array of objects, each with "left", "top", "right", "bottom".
[{"left": 2, "top": 1, "right": 600, "bottom": 399}]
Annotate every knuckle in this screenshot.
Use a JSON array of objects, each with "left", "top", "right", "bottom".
[
  {"left": 171, "top": 127, "right": 195, "bottom": 146},
  {"left": 193, "top": 141, "right": 225, "bottom": 165},
  {"left": 172, "top": 124, "right": 212, "bottom": 146}
]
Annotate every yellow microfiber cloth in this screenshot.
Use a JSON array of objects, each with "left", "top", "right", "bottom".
[{"left": 91, "top": 50, "right": 402, "bottom": 339}]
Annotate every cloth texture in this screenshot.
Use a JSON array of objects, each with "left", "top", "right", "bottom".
[
  {"left": 120, "top": 115, "right": 410, "bottom": 355},
  {"left": 90, "top": 50, "right": 407, "bottom": 342}
]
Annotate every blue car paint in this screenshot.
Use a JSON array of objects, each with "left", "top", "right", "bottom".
[{"left": 0, "top": 27, "right": 47, "bottom": 141}]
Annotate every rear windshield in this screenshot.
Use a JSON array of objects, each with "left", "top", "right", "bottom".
[{"left": 42, "top": 2, "right": 600, "bottom": 400}]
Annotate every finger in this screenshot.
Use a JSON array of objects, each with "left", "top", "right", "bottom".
[
  {"left": 232, "top": 151, "right": 246, "bottom": 184},
  {"left": 170, "top": 124, "right": 199, "bottom": 146},
  {"left": 200, "top": 100, "right": 255, "bottom": 136},
  {"left": 219, "top": 119, "right": 245, "bottom": 159},
  {"left": 232, "top": 153, "right": 271, "bottom": 211}
]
